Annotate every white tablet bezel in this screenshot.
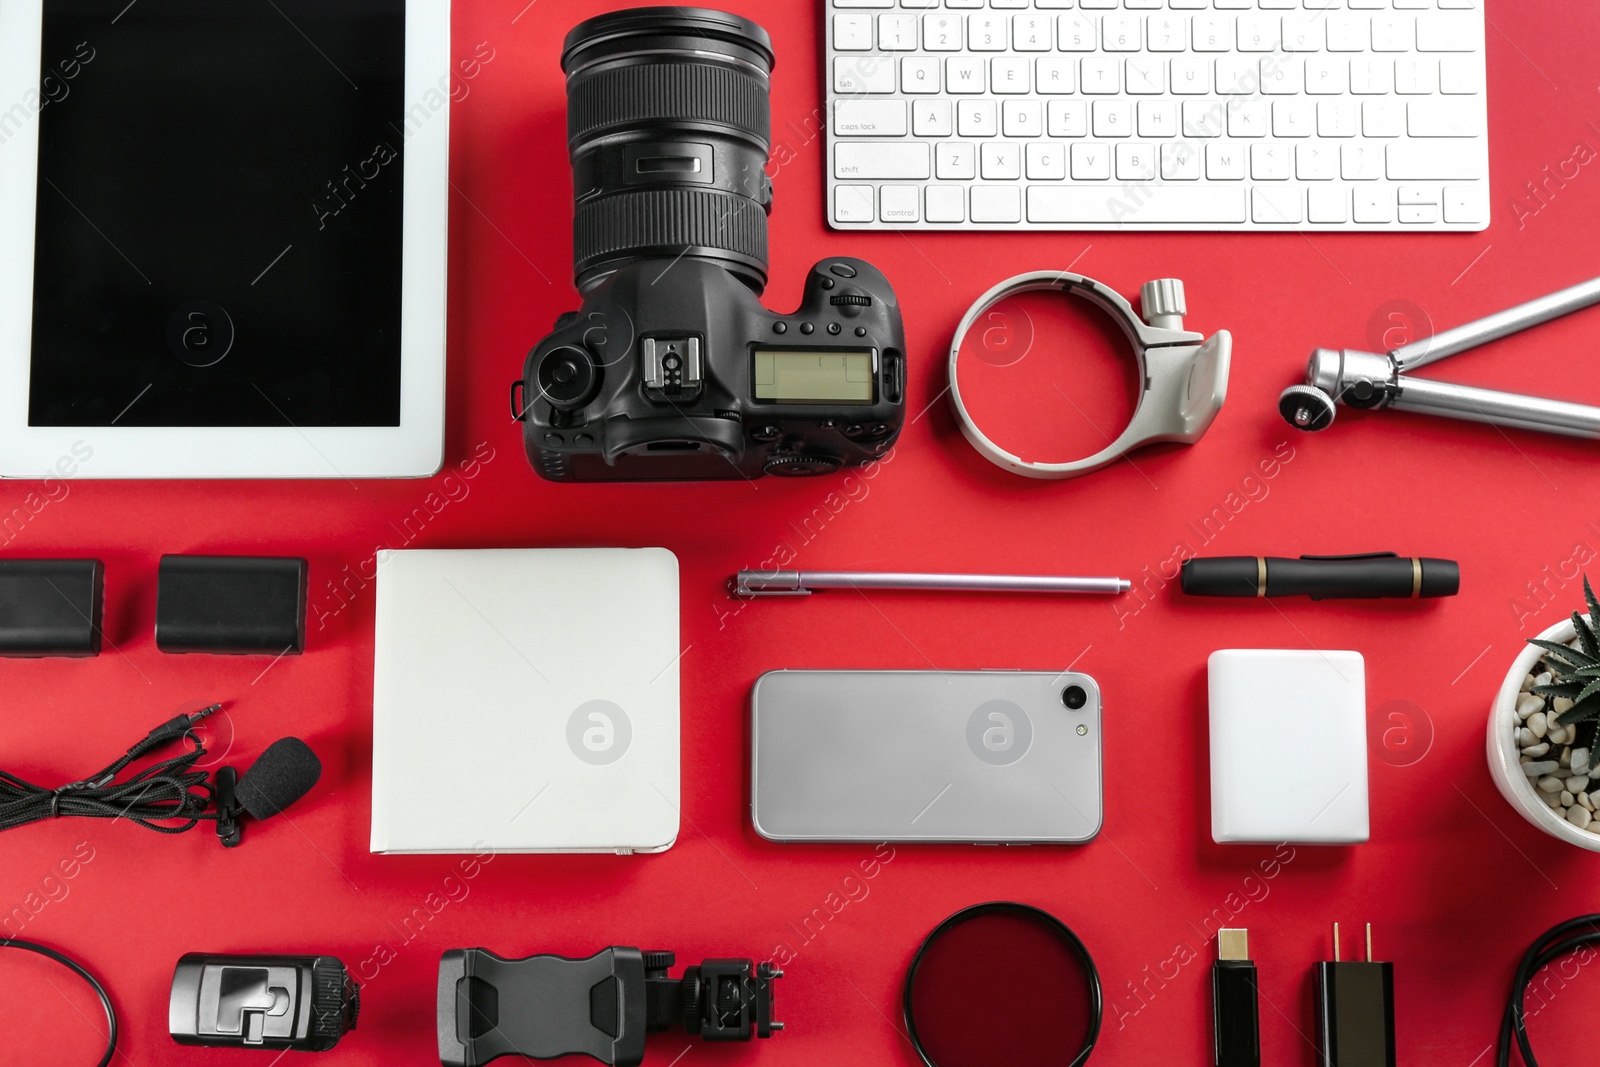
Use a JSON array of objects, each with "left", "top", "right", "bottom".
[{"left": 0, "top": 1, "right": 449, "bottom": 479}]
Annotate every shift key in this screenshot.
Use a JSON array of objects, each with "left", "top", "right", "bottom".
[
  {"left": 833, "top": 100, "right": 908, "bottom": 136},
  {"left": 835, "top": 142, "right": 930, "bottom": 180},
  {"left": 1387, "top": 140, "right": 1481, "bottom": 179}
]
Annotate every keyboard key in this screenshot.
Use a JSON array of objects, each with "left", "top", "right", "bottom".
[
  {"left": 833, "top": 14, "right": 873, "bottom": 50},
  {"left": 1307, "top": 186, "right": 1349, "bottom": 223},
  {"left": 1002, "top": 99, "right": 1044, "bottom": 135},
  {"left": 1439, "top": 56, "right": 1482, "bottom": 94},
  {"left": 1388, "top": 140, "right": 1482, "bottom": 179},
  {"left": 1317, "top": 99, "right": 1359, "bottom": 137},
  {"left": 902, "top": 56, "right": 941, "bottom": 93},
  {"left": 946, "top": 58, "right": 984, "bottom": 93},
  {"left": 1326, "top": 15, "right": 1367, "bottom": 52},
  {"left": 1170, "top": 57, "right": 1211, "bottom": 95},
  {"left": 1205, "top": 141, "right": 1246, "bottom": 179},
  {"left": 1304, "top": 57, "right": 1348, "bottom": 95},
  {"left": 1252, "top": 187, "right": 1302, "bottom": 223},
  {"left": 1148, "top": 16, "right": 1187, "bottom": 53},
  {"left": 1013, "top": 14, "right": 1053, "bottom": 51},
  {"left": 1104, "top": 14, "right": 1141, "bottom": 51},
  {"left": 1417, "top": 12, "right": 1480, "bottom": 51},
  {"left": 980, "top": 142, "right": 1021, "bottom": 179},
  {"left": 1443, "top": 184, "right": 1487, "bottom": 224},
  {"left": 969, "top": 14, "right": 1007, "bottom": 50},
  {"left": 1350, "top": 58, "right": 1392, "bottom": 95},
  {"left": 1273, "top": 99, "right": 1314, "bottom": 137},
  {"left": 1081, "top": 57, "right": 1120, "bottom": 94},
  {"left": 1071, "top": 142, "right": 1112, "bottom": 179},
  {"left": 1297, "top": 142, "right": 1338, "bottom": 180},
  {"left": 878, "top": 13, "right": 918, "bottom": 49},
  {"left": 1058, "top": 14, "right": 1097, "bottom": 52},
  {"left": 834, "top": 185, "right": 875, "bottom": 223},
  {"left": 992, "top": 57, "right": 1030, "bottom": 93},
  {"left": 1137, "top": 100, "right": 1178, "bottom": 137},
  {"left": 1408, "top": 99, "right": 1475, "bottom": 137},
  {"left": 1260, "top": 57, "right": 1303, "bottom": 95},
  {"left": 834, "top": 100, "right": 908, "bottom": 136},
  {"left": 1227, "top": 99, "right": 1269, "bottom": 137},
  {"left": 1093, "top": 99, "right": 1134, "bottom": 137},
  {"left": 1026, "top": 142, "right": 1067, "bottom": 179},
  {"left": 834, "top": 56, "right": 895, "bottom": 94},
  {"left": 1116, "top": 143, "right": 1157, "bottom": 180},
  {"left": 923, "top": 14, "right": 963, "bottom": 51},
  {"left": 1216, "top": 56, "right": 1255, "bottom": 95},
  {"left": 1036, "top": 57, "right": 1075, "bottom": 94},
  {"left": 1160, "top": 142, "right": 1202, "bottom": 180},
  {"left": 1341, "top": 142, "right": 1383, "bottom": 180},
  {"left": 1048, "top": 99, "right": 1089, "bottom": 137},
  {"left": 833, "top": 0, "right": 892, "bottom": 7},
  {"left": 1192, "top": 15, "right": 1232, "bottom": 52},
  {"left": 835, "top": 142, "right": 930, "bottom": 179},
  {"left": 1394, "top": 58, "right": 1437, "bottom": 95},
  {"left": 1281, "top": 16, "right": 1323, "bottom": 52},
  {"left": 1027, "top": 183, "right": 1246, "bottom": 223},
  {"left": 880, "top": 185, "right": 920, "bottom": 222},
  {"left": 971, "top": 185, "right": 1022, "bottom": 222},
  {"left": 957, "top": 99, "right": 998, "bottom": 136},
  {"left": 1353, "top": 187, "right": 1393, "bottom": 223},
  {"left": 1183, "top": 99, "right": 1227, "bottom": 138},
  {"left": 1237, "top": 15, "right": 1279, "bottom": 52},
  {"left": 925, "top": 186, "right": 965, "bottom": 223},
  {"left": 1251, "top": 143, "right": 1291, "bottom": 180},
  {"left": 1399, "top": 203, "right": 1440, "bottom": 224},
  {"left": 1126, "top": 57, "right": 1165, "bottom": 94},
  {"left": 1371, "top": 15, "right": 1413, "bottom": 52},
  {"left": 912, "top": 99, "right": 953, "bottom": 136},
  {"left": 936, "top": 142, "right": 976, "bottom": 179},
  {"left": 1362, "top": 99, "right": 1404, "bottom": 137}
]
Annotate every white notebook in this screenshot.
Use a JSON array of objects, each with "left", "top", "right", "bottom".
[{"left": 370, "top": 548, "right": 680, "bottom": 854}]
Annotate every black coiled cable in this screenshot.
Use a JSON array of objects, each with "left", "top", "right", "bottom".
[
  {"left": 0, "top": 705, "right": 222, "bottom": 834},
  {"left": 1498, "top": 914, "right": 1600, "bottom": 1066}
]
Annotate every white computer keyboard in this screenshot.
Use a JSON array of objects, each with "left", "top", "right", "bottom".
[{"left": 824, "top": 0, "right": 1489, "bottom": 231}]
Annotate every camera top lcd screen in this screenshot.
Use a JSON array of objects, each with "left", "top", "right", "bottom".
[{"left": 753, "top": 350, "right": 874, "bottom": 405}]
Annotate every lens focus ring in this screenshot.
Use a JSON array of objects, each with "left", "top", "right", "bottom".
[
  {"left": 568, "top": 61, "right": 770, "bottom": 149},
  {"left": 574, "top": 188, "right": 768, "bottom": 283}
]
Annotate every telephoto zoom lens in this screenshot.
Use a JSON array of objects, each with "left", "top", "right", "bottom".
[{"left": 561, "top": 8, "right": 775, "bottom": 294}]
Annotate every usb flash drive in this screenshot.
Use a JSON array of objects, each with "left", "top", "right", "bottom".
[{"left": 1213, "top": 928, "right": 1260, "bottom": 1067}]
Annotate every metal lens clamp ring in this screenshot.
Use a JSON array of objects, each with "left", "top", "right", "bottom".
[{"left": 947, "top": 271, "right": 1232, "bottom": 479}]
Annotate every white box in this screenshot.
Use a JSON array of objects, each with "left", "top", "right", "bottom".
[
  {"left": 1208, "top": 649, "right": 1369, "bottom": 845},
  {"left": 370, "top": 548, "right": 680, "bottom": 854}
]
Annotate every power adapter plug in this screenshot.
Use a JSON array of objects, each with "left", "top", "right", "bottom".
[{"left": 1313, "top": 923, "right": 1395, "bottom": 1067}]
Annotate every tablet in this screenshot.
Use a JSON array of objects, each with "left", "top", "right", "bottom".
[{"left": 0, "top": 0, "right": 449, "bottom": 478}]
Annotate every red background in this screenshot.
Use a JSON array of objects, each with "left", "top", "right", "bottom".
[{"left": 5, "top": 2, "right": 1600, "bottom": 1064}]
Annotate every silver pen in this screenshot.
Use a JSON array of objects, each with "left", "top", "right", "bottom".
[{"left": 732, "top": 569, "right": 1130, "bottom": 598}]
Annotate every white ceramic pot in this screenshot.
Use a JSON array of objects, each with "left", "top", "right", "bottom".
[{"left": 1486, "top": 615, "right": 1600, "bottom": 852}]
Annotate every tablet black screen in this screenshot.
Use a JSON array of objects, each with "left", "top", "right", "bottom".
[{"left": 29, "top": 0, "right": 407, "bottom": 427}]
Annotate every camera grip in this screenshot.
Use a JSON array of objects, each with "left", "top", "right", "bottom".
[{"left": 602, "top": 416, "right": 746, "bottom": 465}]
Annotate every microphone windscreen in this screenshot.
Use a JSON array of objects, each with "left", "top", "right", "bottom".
[{"left": 235, "top": 737, "right": 322, "bottom": 819}]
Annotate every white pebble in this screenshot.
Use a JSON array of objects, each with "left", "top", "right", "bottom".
[
  {"left": 1562, "top": 791, "right": 1576, "bottom": 806},
  {"left": 1554, "top": 697, "right": 1575, "bottom": 714},
  {"left": 1530, "top": 712, "right": 1549, "bottom": 739},
  {"left": 1575, "top": 748, "right": 1591, "bottom": 774},
  {"left": 1539, "top": 775, "right": 1565, "bottom": 793},
  {"left": 1545, "top": 790, "right": 1567, "bottom": 809},
  {"left": 1523, "top": 742, "right": 1552, "bottom": 757},
  {"left": 1561, "top": 748, "right": 1573, "bottom": 768},
  {"left": 1518, "top": 727, "right": 1536, "bottom": 746},
  {"left": 1567, "top": 775, "right": 1590, "bottom": 793},
  {"left": 1570, "top": 807, "right": 1593, "bottom": 830},
  {"left": 1518, "top": 694, "right": 1545, "bottom": 719},
  {"left": 1524, "top": 760, "right": 1560, "bottom": 776},
  {"left": 1536, "top": 671, "right": 1554, "bottom": 687},
  {"left": 1580, "top": 792, "right": 1594, "bottom": 811}
]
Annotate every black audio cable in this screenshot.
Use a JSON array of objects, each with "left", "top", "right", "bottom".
[
  {"left": 0, "top": 704, "right": 223, "bottom": 834},
  {"left": 1499, "top": 914, "right": 1600, "bottom": 1067},
  {"left": 0, "top": 937, "right": 118, "bottom": 1067}
]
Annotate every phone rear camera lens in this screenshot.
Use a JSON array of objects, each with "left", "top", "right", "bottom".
[{"left": 1062, "top": 685, "right": 1087, "bottom": 710}]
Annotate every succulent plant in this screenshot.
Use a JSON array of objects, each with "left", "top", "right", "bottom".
[{"left": 1528, "top": 576, "right": 1600, "bottom": 754}]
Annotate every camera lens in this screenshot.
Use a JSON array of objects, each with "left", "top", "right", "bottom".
[
  {"left": 562, "top": 8, "right": 775, "bottom": 294},
  {"left": 1062, "top": 685, "right": 1087, "bottom": 710}
]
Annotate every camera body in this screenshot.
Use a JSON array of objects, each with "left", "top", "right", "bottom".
[{"left": 517, "top": 257, "right": 905, "bottom": 481}]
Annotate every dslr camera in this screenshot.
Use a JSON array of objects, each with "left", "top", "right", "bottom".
[{"left": 514, "top": 8, "right": 907, "bottom": 482}]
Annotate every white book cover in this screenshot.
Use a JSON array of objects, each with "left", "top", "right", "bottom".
[{"left": 370, "top": 548, "right": 680, "bottom": 854}]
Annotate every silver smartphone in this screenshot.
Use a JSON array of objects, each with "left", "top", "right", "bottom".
[{"left": 750, "top": 669, "right": 1102, "bottom": 844}]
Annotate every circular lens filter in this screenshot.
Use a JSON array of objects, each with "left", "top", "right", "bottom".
[{"left": 904, "top": 902, "right": 1102, "bottom": 1067}]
